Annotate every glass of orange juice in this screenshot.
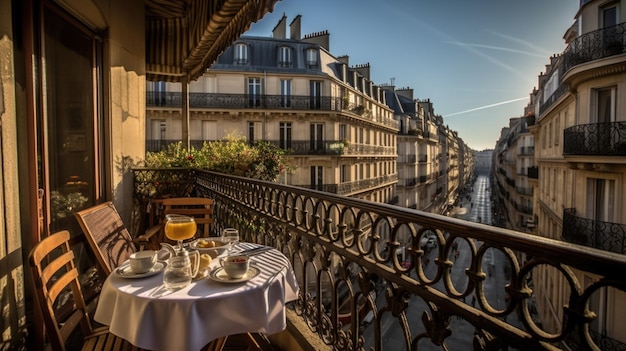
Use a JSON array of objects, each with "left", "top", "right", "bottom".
[{"left": 164, "top": 214, "right": 197, "bottom": 252}]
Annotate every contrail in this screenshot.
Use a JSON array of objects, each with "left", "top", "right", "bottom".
[
  {"left": 443, "top": 41, "right": 546, "bottom": 58},
  {"left": 446, "top": 97, "right": 528, "bottom": 117}
]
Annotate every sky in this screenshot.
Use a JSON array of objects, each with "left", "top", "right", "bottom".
[{"left": 244, "top": 0, "right": 580, "bottom": 151}]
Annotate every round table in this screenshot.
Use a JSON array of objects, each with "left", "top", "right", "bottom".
[{"left": 94, "top": 244, "right": 299, "bottom": 351}]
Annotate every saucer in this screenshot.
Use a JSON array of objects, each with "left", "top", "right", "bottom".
[
  {"left": 115, "top": 261, "right": 165, "bottom": 279},
  {"left": 209, "top": 266, "right": 260, "bottom": 283}
]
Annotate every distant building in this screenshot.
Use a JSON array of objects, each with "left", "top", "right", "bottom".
[
  {"left": 499, "top": 0, "right": 626, "bottom": 347},
  {"left": 147, "top": 15, "right": 399, "bottom": 202}
]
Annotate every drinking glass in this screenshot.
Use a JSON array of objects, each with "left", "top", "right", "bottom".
[
  {"left": 164, "top": 214, "right": 197, "bottom": 253},
  {"left": 221, "top": 228, "right": 239, "bottom": 255}
]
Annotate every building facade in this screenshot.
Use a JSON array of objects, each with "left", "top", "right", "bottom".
[
  {"left": 147, "top": 15, "right": 399, "bottom": 203},
  {"left": 518, "top": 0, "right": 626, "bottom": 347}
]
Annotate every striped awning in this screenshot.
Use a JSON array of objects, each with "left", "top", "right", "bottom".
[{"left": 145, "top": 0, "right": 279, "bottom": 82}]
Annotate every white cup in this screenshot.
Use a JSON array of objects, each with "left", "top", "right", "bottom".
[
  {"left": 219, "top": 255, "right": 250, "bottom": 279},
  {"left": 129, "top": 250, "right": 158, "bottom": 273}
]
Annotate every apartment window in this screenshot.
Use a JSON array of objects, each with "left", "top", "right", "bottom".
[
  {"left": 248, "top": 121, "right": 262, "bottom": 142},
  {"left": 248, "top": 77, "right": 262, "bottom": 107},
  {"left": 339, "top": 124, "right": 347, "bottom": 141},
  {"left": 234, "top": 43, "right": 248, "bottom": 64},
  {"left": 279, "top": 122, "right": 292, "bottom": 149},
  {"left": 280, "top": 79, "right": 292, "bottom": 108},
  {"left": 278, "top": 46, "right": 292, "bottom": 67},
  {"left": 586, "top": 178, "right": 615, "bottom": 223},
  {"left": 555, "top": 116, "right": 560, "bottom": 145},
  {"left": 311, "top": 166, "right": 323, "bottom": 191},
  {"left": 594, "top": 87, "right": 616, "bottom": 123},
  {"left": 602, "top": 5, "right": 620, "bottom": 53},
  {"left": 548, "top": 122, "right": 552, "bottom": 147},
  {"left": 340, "top": 165, "right": 349, "bottom": 183},
  {"left": 202, "top": 121, "right": 217, "bottom": 141},
  {"left": 310, "top": 123, "right": 324, "bottom": 151},
  {"left": 305, "top": 48, "right": 318, "bottom": 68},
  {"left": 602, "top": 5, "right": 618, "bottom": 28},
  {"left": 310, "top": 81, "right": 322, "bottom": 109}
]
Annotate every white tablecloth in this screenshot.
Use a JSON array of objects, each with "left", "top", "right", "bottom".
[{"left": 94, "top": 244, "right": 299, "bottom": 351}]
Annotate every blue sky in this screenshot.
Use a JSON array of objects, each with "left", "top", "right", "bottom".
[{"left": 245, "top": 0, "right": 579, "bottom": 150}]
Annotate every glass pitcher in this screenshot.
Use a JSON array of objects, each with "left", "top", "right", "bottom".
[{"left": 163, "top": 249, "right": 199, "bottom": 290}]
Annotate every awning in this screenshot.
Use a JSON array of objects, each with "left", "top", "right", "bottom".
[{"left": 145, "top": 0, "right": 280, "bottom": 82}]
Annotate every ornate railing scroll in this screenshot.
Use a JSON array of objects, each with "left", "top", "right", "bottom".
[{"left": 189, "top": 170, "right": 626, "bottom": 350}]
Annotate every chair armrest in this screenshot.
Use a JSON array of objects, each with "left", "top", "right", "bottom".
[{"left": 133, "top": 224, "right": 163, "bottom": 251}]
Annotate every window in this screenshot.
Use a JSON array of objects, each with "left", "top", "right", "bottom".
[
  {"left": 202, "top": 121, "right": 217, "bottom": 141},
  {"left": 594, "top": 87, "right": 615, "bottom": 123},
  {"left": 555, "top": 116, "right": 560, "bottom": 145},
  {"left": 602, "top": 5, "right": 617, "bottom": 28},
  {"left": 248, "top": 77, "right": 262, "bottom": 107},
  {"left": 248, "top": 122, "right": 262, "bottom": 142},
  {"left": 306, "top": 48, "right": 318, "bottom": 68},
  {"left": 311, "top": 166, "right": 323, "bottom": 191},
  {"left": 340, "top": 165, "right": 349, "bottom": 183},
  {"left": 586, "top": 178, "right": 615, "bottom": 223},
  {"left": 234, "top": 43, "right": 248, "bottom": 64},
  {"left": 310, "top": 123, "right": 324, "bottom": 151},
  {"left": 339, "top": 124, "right": 347, "bottom": 141},
  {"left": 280, "top": 79, "right": 292, "bottom": 108},
  {"left": 279, "top": 46, "right": 292, "bottom": 67},
  {"left": 310, "top": 81, "right": 322, "bottom": 109},
  {"left": 42, "top": 5, "right": 103, "bottom": 232},
  {"left": 279, "top": 122, "right": 292, "bottom": 149}
]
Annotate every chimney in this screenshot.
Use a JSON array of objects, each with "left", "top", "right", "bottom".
[
  {"left": 272, "top": 13, "right": 287, "bottom": 39},
  {"left": 353, "top": 63, "right": 370, "bottom": 81},
  {"left": 303, "top": 30, "right": 330, "bottom": 51},
  {"left": 290, "top": 15, "right": 301, "bottom": 40}
]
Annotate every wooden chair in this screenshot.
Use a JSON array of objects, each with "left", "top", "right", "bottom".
[
  {"left": 75, "top": 202, "right": 160, "bottom": 276},
  {"left": 149, "top": 197, "right": 214, "bottom": 239},
  {"left": 28, "top": 230, "right": 148, "bottom": 351}
]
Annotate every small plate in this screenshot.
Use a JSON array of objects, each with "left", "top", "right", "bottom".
[
  {"left": 115, "top": 261, "right": 165, "bottom": 279},
  {"left": 209, "top": 266, "right": 260, "bottom": 283}
]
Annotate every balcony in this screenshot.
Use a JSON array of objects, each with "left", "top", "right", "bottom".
[
  {"left": 132, "top": 168, "right": 626, "bottom": 351},
  {"left": 147, "top": 92, "right": 398, "bottom": 128},
  {"left": 563, "top": 22, "right": 626, "bottom": 73},
  {"left": 563, "top": 208, "right": 626, "bottom": 254},
  {"left": 563, "top": 122, "right": 626, "bottom": 156}
]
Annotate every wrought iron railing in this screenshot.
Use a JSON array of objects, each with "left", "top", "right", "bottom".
[
  {"left": 563, "top": 22, "right": 626, "bottom": 73},
  {"left": 166, "top": 169, "right": 626, "bottom": 351},
  {"left": 563, "top": 121, "right": 626, "bottom": 156},
  {"left": 563, "top": 208, "right": 626, "bottom": 255}
]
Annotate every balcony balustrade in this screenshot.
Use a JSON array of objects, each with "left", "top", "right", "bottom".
[
  {"left": 563, "top": 208, "right": 626, "bottom": 255},
  {"left": 563, "top": 121, "right": 626, "bottom": 156},
  {"left": 132, "top": 168, "right": 626, "bottom": 351},
  {"left": 518, "top": 146, "right": 534, "bottom": 156},
  {"left": 147, "top": 92, "right": 398, "bottom": 128},
  {"left": 146, "top": 139, "right": 395, "bottom": 156},
  {"left": 398, "top": 154, "right": 416, "bottom": 164},
  {"left": 563, "top": 22, "right": 626, "bottom": 73}
]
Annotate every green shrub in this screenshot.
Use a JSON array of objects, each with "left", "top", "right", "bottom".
[{"left": 144, "top": 136, "right": 290, "bottom": 181}]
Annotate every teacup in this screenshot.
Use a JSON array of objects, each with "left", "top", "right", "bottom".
[
  {"left": 219, "top": 255, "right": 250, "bottom": 279},
  {"left": 129, "top": 250, "right": 158, "bottom": 274}
]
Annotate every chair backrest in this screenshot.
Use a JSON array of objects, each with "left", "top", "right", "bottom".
[
  {"left": 28, "top": 230, "right": 93, "bottom": 351},
  {"left": 75, "top": 202, "right": 136, "bottom": 275},
  {"left": 151, "top": 197, "right": 214, "bottom": 237}
]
